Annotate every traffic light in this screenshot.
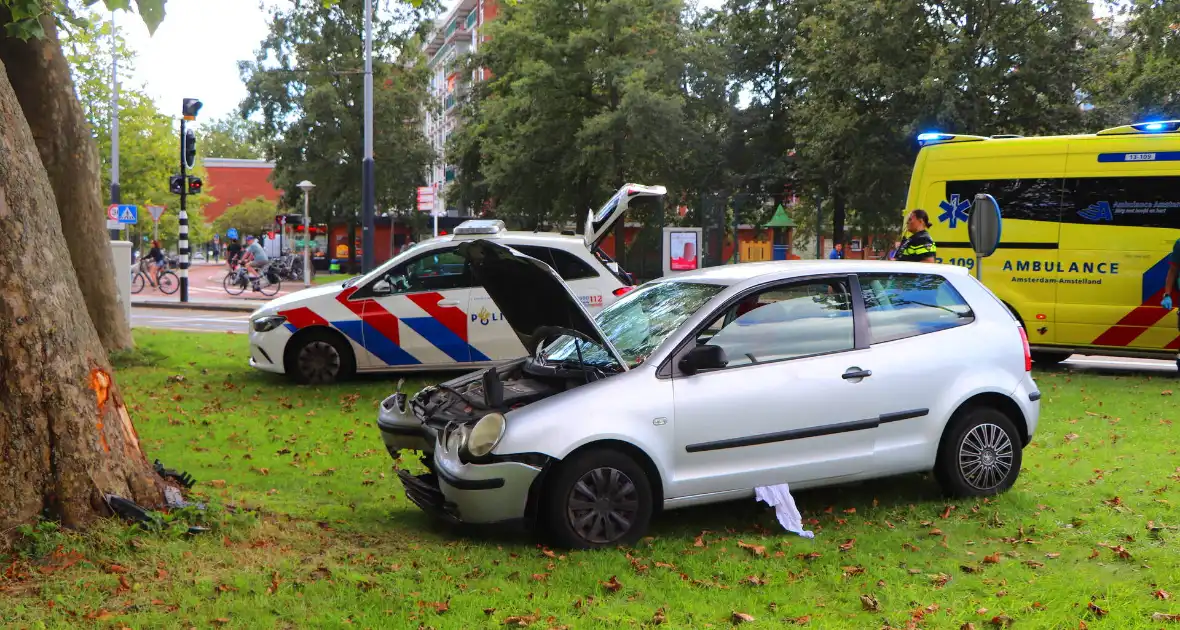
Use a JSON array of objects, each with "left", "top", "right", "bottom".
[
  {"left": 187, "top": 176, "right": 203, "bottom": 195},
  {"left": 183, "top": 129, "right": 196, "bottom": 170},
  {"left": 182, "top": 98, "right": 203, "bottom": 121},
  {"left": 169, "top": 174, "right": 184, "bottom": 195}
]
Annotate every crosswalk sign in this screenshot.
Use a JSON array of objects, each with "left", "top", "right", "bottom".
[{"left": 116, "top": 204, "right": 138, "bottom": 224}]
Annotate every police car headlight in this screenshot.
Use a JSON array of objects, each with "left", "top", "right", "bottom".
[
  {"left": 252, "top": 315, "right": 287, "bottom": 333},
  {"left": 467, "top": 413, "right": 506, "bottom": 458}
]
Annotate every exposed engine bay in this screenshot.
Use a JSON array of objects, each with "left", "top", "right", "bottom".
[{"left": 411, "top": 358, "right": 608, "bottom": 430}]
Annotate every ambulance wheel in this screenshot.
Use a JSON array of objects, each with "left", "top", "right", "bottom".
[
  {"left": 1029, "top": 350, "right": 1069, "bottom": 366},
  {"left": 286, "top": 328, "right": 355, "bottom": 385}
]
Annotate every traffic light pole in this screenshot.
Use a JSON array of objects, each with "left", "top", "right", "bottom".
[{"left": 178, "top": 117, "right": 189, "bottom": 303}]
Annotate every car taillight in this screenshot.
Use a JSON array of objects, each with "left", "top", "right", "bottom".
[
  {"left": 613, "top": 286, "right": 635, "bottom": 297},
  {"left": 1018, "top": 326, "right": 1032, "bottom": 372}
]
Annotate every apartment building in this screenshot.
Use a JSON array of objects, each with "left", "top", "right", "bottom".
[{"left": 422, "top": 0, "right": 498, "bottom": 216}]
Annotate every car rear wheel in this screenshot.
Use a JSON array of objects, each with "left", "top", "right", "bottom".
[
  {"left": 935, "top": 407, "right": 1023, "bottom": 497},
  {"left": 287, "top": 329, "right": 355, "bottom": 385},
  {"left": 543, "top": 448, "right": 653, "bottom": 550}
]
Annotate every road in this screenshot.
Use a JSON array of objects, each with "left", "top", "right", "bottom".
[
  {"left": 132, "top": 262, "right": 302, "bottom": 306},
  {"left": 132, "top": 307, "right": 250, "bottom": 334}
]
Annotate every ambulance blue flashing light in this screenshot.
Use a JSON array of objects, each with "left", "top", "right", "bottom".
[
  {"left": 1131, "top": 120, "right": 1180, "bottom": 133},
  {"left": 917, "top": 132, "right": 950, "bottom": 143}
]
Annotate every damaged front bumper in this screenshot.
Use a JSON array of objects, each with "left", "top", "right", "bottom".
[
  {"left": 396, "top": 435, "right": 548, "bottom": 526},
  {"left": 377, "top": 391, "right": 435, "bottom": 456}
]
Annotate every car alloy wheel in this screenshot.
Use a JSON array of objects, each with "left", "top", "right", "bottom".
[
  {"left": 298, "top": 340, "right": 341, "bottom": 383},
  {"left": 958, "top": 422, "right": 1015, "bottom": 491},
  {"left": 566, "top": 466, "right": 640, "bottom": 545}
]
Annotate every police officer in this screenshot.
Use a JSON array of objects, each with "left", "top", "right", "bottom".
[{"left": 896, "top": 209, "right": 937, "bottom": 263}]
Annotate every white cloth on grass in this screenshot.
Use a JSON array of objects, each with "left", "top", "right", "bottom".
[{"left": 755, "top": 483, "right": 815, "bottom": 539}]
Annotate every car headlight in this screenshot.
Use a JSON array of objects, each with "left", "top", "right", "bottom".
[
  {"left": 467, "top": 413, "right": 506, "bottom": 458},
  {"left": 252, "top": 315, "right": 287, "bottom": 333},
  {"left": 446, "top": 425, "right": 468, "bottom": 454}
]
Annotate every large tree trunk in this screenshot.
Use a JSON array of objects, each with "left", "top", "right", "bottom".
[
  {"left": 0, "top": 55, "right": 163, "bottom": 536},
  {"left": 0, "top": 14, "right": 134, "bottom": 353}
]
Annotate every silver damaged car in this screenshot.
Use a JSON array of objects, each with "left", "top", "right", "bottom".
[{"left": 378, "top": 240, "right": 1041, "bottom": 549}]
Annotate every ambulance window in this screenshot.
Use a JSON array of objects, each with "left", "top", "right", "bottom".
[
  {"left": 946, "top": 179, "right": 1065, "bottom": 222},
  {"left": 1064, "top": 176, "right": 1180, "bottom": 229}
]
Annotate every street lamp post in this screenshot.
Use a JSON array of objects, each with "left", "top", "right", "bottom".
[
  {"left": 361, "top": 0, "right": 375, "bottom": 272},
  {"left": 298, "top": 180, "right": 315, "bottom": 289}
]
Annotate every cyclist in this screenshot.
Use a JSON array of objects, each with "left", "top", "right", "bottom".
[
  {"left": 144, "top": 240, "right": 165, "bottom": 287},
  {"left": 242, "top": 235, "right": 271, "bottom": 290},
  {"left": 226, "top": 238, "right": 243, "bottom": 269}
]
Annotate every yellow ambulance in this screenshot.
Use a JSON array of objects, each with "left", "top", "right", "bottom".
[{"left": 905, "top": 120, "right": 1180, "bottom": 367}]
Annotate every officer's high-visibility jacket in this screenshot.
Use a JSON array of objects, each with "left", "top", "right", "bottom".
[{"left": 897, "top": 230, "right": 937, "bottom": 262}]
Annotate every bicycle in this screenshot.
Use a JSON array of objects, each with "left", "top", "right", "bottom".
[
  {"left": 131, "top": 258, "right": 179, "bottom": 295},
  {"left": 224, "top": 264, "right": 281, "bottom": 297}
]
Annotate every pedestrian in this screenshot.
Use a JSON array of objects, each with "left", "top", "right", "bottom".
[
  {"left": 895, "top": 209, "right": 938, "bottom": 263},
  {"left": 828, "top": 242, "right": 844, "bottom": 260}
]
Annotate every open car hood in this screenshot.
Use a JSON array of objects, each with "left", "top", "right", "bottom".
[
  {"left": 457, "top": 239, "right": 629, "bottom": 371},
  {"left": 583, "top": 184, "right": 667, "bottom": 249}
]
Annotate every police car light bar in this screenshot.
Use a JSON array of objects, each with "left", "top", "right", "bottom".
[
  {"left": 1097, "top": 120, "right": 1180, "bottom": 136},
  {"left": 453, "top": 219, "right": 507, "bottom": 236}
]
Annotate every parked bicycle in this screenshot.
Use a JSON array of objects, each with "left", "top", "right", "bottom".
[
  {"left": 224, "top": 264, "right": 281, "bottom": 297},
  {"left": 270, "top": 253, "right": 315, "bottom": 282},
  {"left": 131, "top": 258, "right": 179, "bottom": 295}
]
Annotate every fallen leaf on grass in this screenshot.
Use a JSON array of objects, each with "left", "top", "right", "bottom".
[
  {"left": 732, "top": 611, "right": 755, "bottom": 624},
  {"left": 212, "top": 618, "right": 230, "bottom": 626},
  {"left": 989, "top": 614, "right": 1014, "bottom": 627},
  {"left": 1064, "top": 433, "right": 1080, "bottom": 443},
  {"left": 842, "top": 565, "right": 865, "bottom": 577},
  {"left": 601, "top": 576, "right": 623, "bottom": 593},
  {"left": 737, "top": 541, "right": 766, "bottom": 556},
  {"left": 1087, "top": 602, "right": 1108, "bottom": 617},
  {"left": 929, "top": 528, "right": 944, "bottom": 536},
  {"left": 654, "top": 561, "right": 677, "bottom": 570},
  {"left": 210, "top": 480, "right": 226, "bottom": 488},
  {"left": 942, "top": 505, "right": 955, "bottom": 518},
  {"left": 484, "top": 608, "right": 496, "bottom": 616},
  {"left": 741, "top": 575, "right": 768, "bottom": 586},
  {"left": 267, "top": 571, "right": 280, "bottom": 595},
  {"left": 792, "top": 615, "right": 811, "bottom": 625},
  {"left": 1024, "top": 561, "right": 1044, "bottom": 569},
  {"left": 1151, "top": 612, "right": 1180, "bottom": 621},
  {"left": 651, "top": 607, "right": 666, "bottom": 625},
  {"left": 503, "top": 611, "right": 540, "bottom": 626},
  {"left": 961, "top": 564, "right": 981, "bottom": 574},
  {"left": 839, "top": 539, "right": 855, "bottom": 552},
  {"left": 1045, "top": 553, "right": 1061, "bottom": 559},
  {"left": 1088, "top": 549, "right": 1100, "bottom": 559},
  {"left": 1163, "top": 390, "right": 1174, "bottom": 396},
  {"left": 797, "top": 552, "right": 822, "bottom": 561},
  {"left": 107, "top": 565, "right": 128, "bottom": 574},
  {"left": 1103, "top": 496, "right": 1123, "bottom": 507},
  {"left": 961, "top": 624, "right": 977, "bottom": 630},
  {"left": 1156, "top": 590, "right": 1172, "bottom": 600},
  {"left": 860, "top": 594, "right": 880, "bottom": 612},
  {"left": 931, "top": 573, "right": 951, "bottom": 588}
]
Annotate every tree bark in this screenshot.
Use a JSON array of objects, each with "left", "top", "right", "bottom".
[
  {"left": 0, "top": 55, "right": 163, "bottom": 537},
  {"left": 0, "top": 14, "right": 134, "bottom": 353}
]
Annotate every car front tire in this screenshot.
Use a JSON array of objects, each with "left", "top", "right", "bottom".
[
  {"left": 287, "top": 329, "right": 355, "bottom": 385},
  {"left": 543, "top": 448, "right": 653, "bottom": 550},
  {"left": 935, "top": 407, "right": 1023, "bottom": 498}
]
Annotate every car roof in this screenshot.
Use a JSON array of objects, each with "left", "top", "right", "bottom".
[
  {"left": 664, "top": 259, "right": 971, "bottom": 287},
  {"left": 422, "top": 230, "right": 587, "bottom": 249}
]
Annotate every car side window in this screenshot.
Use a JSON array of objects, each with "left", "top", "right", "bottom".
[
  {"left": 367, "top": 247, "right": 472, "bottom": 296},
  {"left": 699, "top": 279, "right": 854, "bottom": 368},
  {"left": 858, "top": 273, "right": 974, "bottom": 344},
  {"left": 513, "top": 246, "right": 599, "bottom": 281}
]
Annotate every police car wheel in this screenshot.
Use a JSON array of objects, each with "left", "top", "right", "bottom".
[
  {"left": 288, "top": 330, "right": 355, "bottom": 385},
  {"left": 935, "top": 406, "right": 1022, "bottom": 498}
]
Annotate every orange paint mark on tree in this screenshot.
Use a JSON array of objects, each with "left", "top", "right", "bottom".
[{"left": 89, "top": 369, "right": 111, "bottom": 452}]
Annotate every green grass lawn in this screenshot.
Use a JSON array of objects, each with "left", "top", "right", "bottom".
[
  {"left": 313, "top": 273, "right": 354, "bottom": 286},
  {"left": 3, "top": 330, "right": 1180, "bottom": 629}
]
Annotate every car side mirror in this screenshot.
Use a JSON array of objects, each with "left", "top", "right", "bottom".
[{"left": 679, "top": 344, "right": 728, "bottom": 375}]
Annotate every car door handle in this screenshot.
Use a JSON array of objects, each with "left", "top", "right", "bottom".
[
  {"left": 437, "top": 299, "right": 460, "bottom": 307},
  {"left": 842, "top": 368, "right": 872, "bottom": 380}
]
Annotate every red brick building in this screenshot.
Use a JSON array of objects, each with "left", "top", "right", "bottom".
[{"left": 201, "top": 158, "right": 283, "bottom": 222}]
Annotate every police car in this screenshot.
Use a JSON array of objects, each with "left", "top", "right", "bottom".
[{"left": 247, "top": 184, "right": 665, "bottom": 383}]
